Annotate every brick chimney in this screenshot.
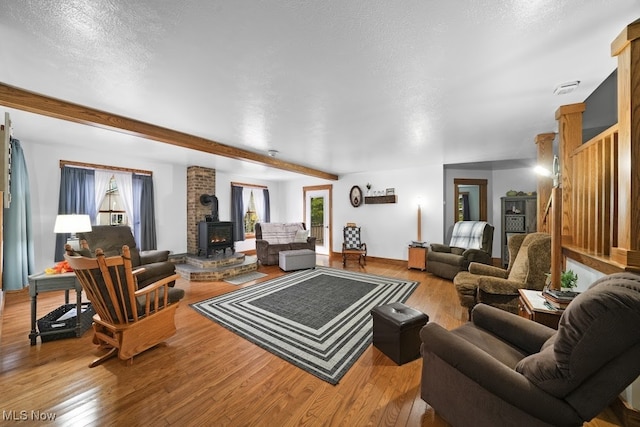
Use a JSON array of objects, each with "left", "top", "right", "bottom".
[{"left": 186, "top": 166, "right": 216, "bottom": 254}]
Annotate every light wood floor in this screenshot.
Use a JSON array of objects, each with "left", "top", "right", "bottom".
[{"left": 0, "top": 256, "right": 623, "bottom": 426}]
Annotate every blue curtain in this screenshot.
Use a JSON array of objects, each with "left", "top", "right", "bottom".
[
  {"left": 263, "top": 188, "right": 271, "bottom": 223},
  {"left": 133, "top": 174, "right": 157, "bottom": 250},
  {"left": 3, "top": 138, "right": 35, "bottom": 291},
  {"left": 231, "top": 185, "right": 244, "bottom": 241},
  {"left": 462, "top": 194, "right": 471, "bottom": 221},
  {"left": 54, "top": 167, "right": 95, "bottom": 261}
]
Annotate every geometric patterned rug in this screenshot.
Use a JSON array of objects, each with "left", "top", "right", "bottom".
[{"left": 191, "top": 266, "right": 419, "bottom": 384}]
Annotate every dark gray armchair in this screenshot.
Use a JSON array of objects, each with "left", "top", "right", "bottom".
[
  {"left": 420, "top": 272, "right": 640, "bottom": 427},
  {"left": 78, "top": 225, "right": 176, "bottom": 289},
  {"left": 427, "top": 221, "right": 494, "bottom": 280}
]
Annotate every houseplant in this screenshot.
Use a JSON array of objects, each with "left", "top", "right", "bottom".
[{"left": 560, "top": 270, "right": 578, "bottom": 291}]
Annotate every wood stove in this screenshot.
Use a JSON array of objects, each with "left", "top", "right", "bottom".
[{"left": 198, "top": 221, "right": 234, "bottom": 257}]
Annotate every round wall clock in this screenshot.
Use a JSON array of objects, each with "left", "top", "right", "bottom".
[{"left": 350, "top": 185, "right": 363, "bottom": 207}]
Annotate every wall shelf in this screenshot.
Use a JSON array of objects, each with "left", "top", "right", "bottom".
[{"left": 365, "top": 195, "right": 397, "bottom": 204}]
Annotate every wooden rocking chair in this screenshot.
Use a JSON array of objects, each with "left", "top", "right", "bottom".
[
  {"left": 65, "top": 245, "right": 183, "bottom": 368},
  {"left": 342, "top": 223, "right": 367, "bottom": 266}
]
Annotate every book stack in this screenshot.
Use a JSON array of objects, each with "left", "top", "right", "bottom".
[{"left": 542, "top": 289, "right": 580, "bottom": 309}]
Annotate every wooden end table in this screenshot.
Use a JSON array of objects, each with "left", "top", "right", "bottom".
[
  {"left": 408, "top": 246, "right": 428, "bottom": 271},
  {"left": 28, "top": 272, "right": 83, "bottom": 345},
  {"left": 518, "top": 289, "right": 563, "bottom": 329}
]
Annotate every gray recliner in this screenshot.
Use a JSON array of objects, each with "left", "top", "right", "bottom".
[
  {"left": 420, "top": 272, "right": 640, "bottom": 426},
  {"left": 427, "top": 221, "right": 494, "bottom": 280},
  {"left": 78, "top": 225, "right": 176, "bottom": 289}
]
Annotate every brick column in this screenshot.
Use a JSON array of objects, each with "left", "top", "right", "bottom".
[{"left": 187, "top": 166, "right": 216, "bottom": 254}]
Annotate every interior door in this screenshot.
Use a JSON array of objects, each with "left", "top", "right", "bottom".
[{"left": 304, "top": 185, "right": 332, "bottom": 255}]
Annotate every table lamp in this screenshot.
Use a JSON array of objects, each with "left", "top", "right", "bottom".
[{"left": 54, "top": 214, "right": 92, "bottom": 250}]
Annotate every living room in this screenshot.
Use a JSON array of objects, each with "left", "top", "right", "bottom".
[
  {"left": 0, "top": 3, "right": 634, "bottom": 278},
  {"left": 2, "top": 3, "right": 640, "bottom": 426}
]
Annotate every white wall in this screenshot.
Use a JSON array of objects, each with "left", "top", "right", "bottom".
[
  {"left": 22, "top": 139, "right": 187, "bottom": 273},
  {"left": 565, "top": 259, "right": 605, "bottom": 292},
  {"left": 283, "top": 164, "right": 445, "bottom": 261}
]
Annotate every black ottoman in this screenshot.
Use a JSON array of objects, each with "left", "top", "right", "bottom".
[{"left": 370, "top": 302, "right": 429, "bottom": 365}]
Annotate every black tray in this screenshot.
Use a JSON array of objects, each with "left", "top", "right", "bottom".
[{"left": 37, "top": 303, "right": 95, "bottom": 342}]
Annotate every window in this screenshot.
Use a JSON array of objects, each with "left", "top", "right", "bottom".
[
  {"left": 231, "top": 182, "right": 270, "bottom": 241},
  {"left": 57, "top": 161, "right": 158, "bottom": 254},
  {"left": 97, "top": 177, "right": 128, "bottom": 225},
  {"left": 243, "top": 189, "right": 260, "bottom": 235}
]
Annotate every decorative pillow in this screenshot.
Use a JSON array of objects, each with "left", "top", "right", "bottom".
[
  {"left": 284, "top": 223, "right": 304, "bottom": 243},
  {"left": 294, "top": 229, "right": 309, "bottom": 243},
  {"left": 451, "top": 247, "right": 465, "bottom": 256}
]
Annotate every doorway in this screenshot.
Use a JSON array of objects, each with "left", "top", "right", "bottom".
[
  {"left": 303, "top": 185, "right": 332, "bottom": 255},
  {"left": 453, "top": 178, "right": 488, "bottom": 223}
]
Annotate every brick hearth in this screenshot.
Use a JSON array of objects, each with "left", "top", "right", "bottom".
[
  {"left": 171, "top": 253, "right": 258, "bottom": 282},
  {"left": 178, "top": 166, "right": 258, "bottom": 281}
]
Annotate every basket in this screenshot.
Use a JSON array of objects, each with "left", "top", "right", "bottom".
[
  {"left": 37, "top": 303, "right": 95, "bottom": 342},
  {"left": 505, "top": 216, "right": 525, "bottom": 232}
]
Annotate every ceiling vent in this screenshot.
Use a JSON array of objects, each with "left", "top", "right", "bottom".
[{"left": 553, "top": 81, "right": 580, "bottom": 96}]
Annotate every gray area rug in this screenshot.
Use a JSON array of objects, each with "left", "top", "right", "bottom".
[
  {"left": 191, "top": 266, "right": 419, "bottom": 384},
  {"left": 224, "top": 271, "right": 268, "bottom": 285}
]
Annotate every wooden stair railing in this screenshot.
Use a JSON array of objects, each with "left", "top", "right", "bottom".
[
  {"left": 536, "top": 16, "right": 640, "bottom": 276},
  {"left": 569, "top": 125, "right": 618, "bottom": 256}
]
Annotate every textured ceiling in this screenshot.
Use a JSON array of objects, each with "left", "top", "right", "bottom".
[{"left": 0, "top": 1, "right": 638, "bottom": 179}]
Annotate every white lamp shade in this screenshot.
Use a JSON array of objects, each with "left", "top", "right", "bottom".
[{"left": 54, "top": 214, "right": 92, "bottom": 234}]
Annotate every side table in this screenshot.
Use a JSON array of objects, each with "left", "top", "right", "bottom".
[
  {"left": 28, "top": 272, "right": 82, "bottom": 345},
  {"left": 408, "top": 246, "right": 428, "bottom": 271},
  {"left": 518, "top": 289, "right": 563, "bottom": 329}
]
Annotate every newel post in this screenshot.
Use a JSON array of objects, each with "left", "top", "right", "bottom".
[
  {"left": 611, "top": 20, "right": 640, "bottom": 267},
  {"left": 535, "top": 132, "right": 556, "bottom": 233},
  {"left": 555, "top": 103, "right": 585, "bottom": 246}
]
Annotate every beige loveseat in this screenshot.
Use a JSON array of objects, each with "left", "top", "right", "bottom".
[{"left": 255, "top": 222, "right": 316, "bottom": 265}]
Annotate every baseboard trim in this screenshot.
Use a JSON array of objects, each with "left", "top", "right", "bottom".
[
  {"left": 329, "top": 252, "right": 407, "bottom": 267},
  {"left": 611, "top": 395, "right": 640, "bottom": 427}
]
